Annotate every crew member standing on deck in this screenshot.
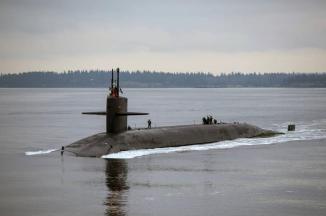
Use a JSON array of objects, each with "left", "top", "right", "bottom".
[
  {"left": 147, "top": 119, "right": 152, "bottom": 129},
  {"left": 110, "top": 82, "right": 119, "bottom": 97}
]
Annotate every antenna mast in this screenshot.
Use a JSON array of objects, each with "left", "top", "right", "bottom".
[
  {"left": 117, "top": 68, "right": 120, "bottom": 97},
  {"left": 111, "top": 69, "right": 114, "bottom": 90}
]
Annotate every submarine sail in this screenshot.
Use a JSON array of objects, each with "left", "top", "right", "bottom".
[{"left": 82, "top": 68, "right": 148, "bottom": 134}]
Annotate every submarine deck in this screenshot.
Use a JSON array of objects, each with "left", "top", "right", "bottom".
[{"left": 66, "top": 123, "right": 279, "bottom": 157}]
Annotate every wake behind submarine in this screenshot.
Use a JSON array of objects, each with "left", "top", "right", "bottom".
[{"left": 65, "top": 68, "right": 281, "bottom": 157}]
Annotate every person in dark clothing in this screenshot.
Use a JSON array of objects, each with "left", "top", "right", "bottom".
[
  {"left": 147, "top": 119, "right": 152, "bottom": 129},
  {"left": 202, "top": 117, "right": 207, "bottom": 125},
  {"left": 208, "top": 115, "right": 212, "bottom": 124}
]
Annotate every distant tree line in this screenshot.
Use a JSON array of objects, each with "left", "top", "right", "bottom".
[{"left": 0, "top": 70, "right": 326, "bottom": 88}]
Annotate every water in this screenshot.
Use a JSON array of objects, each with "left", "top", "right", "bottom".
[{"left": 1, "top": 88, "right": 326, "bottom": 216}]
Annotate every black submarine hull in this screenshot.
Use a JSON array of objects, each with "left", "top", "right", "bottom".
[{"left": 66, "top": 123, "right": 280, "bottom": 157}]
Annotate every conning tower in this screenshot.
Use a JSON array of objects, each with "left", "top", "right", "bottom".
[
  {"left": 82, "top": 68, "right": 148, "bottom": 134},
  {"left": 106, "top": 68, "right": 127, "bottom": 133}
]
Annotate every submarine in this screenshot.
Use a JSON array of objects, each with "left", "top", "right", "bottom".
[{"left": 65, "top": 68, "right": 280, "bottom": 157}]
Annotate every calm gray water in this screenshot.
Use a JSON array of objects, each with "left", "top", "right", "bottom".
[{"left": 0, "top": 88, "right": 326, "bottom": 216}]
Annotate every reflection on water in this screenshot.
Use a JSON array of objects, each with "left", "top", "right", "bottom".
[{"left": 104, "top": 159, "right": 129, "bottom": 216}]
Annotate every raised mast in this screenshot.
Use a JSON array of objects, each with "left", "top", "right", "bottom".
[
  {"left": 117, "top": 68, "right": 120, "bottom": 97},
  {"left": 111, "top": 69, "right": 114, "bottom": 90}
]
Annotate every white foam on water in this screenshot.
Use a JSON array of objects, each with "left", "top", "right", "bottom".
[
  {"left": 25, "top": 149, "right": 58, "bottom": 156},
  {"left": 102, "top": 121, "right": 326, "bottom": 159}
]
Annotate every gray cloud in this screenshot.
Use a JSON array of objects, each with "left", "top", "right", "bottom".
[{"left": 0, "top": 0, "right": 326, "bottom": 72}]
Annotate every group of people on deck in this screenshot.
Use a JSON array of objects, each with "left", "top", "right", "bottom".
[{"left": 202, "top": 115, "right": 218, "bottom": 125}]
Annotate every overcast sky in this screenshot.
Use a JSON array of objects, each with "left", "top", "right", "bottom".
[{"left": 1, "top": 0, "right": 326, "bottom": 74}]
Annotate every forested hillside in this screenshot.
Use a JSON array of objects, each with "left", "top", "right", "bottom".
[{"left": 1, "top": 70, "right": 325, "bottom": 88}]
